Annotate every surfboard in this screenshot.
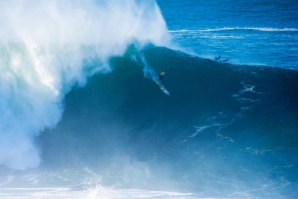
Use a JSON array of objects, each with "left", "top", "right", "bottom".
[{"left": 154, "top": 80, "right": 171, "bottom": 96}]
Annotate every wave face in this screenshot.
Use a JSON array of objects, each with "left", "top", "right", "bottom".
[
  {"left": 35, "top": 47, "right": 298, "bottom": 198},
  {"left": 0, "top": 0, "right": 170, "bottom": 170}
]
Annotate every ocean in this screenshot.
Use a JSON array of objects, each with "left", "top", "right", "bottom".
[
  {"left": 0, "top": 0, "right": 297, "bottom": 199},
  {"left": 159, "top": 0, "right": 298, "bottom": 69}
]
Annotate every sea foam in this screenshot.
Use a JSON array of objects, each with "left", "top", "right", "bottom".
[{"left": 0, "top": 0, "right": 170, "bottom": 169}]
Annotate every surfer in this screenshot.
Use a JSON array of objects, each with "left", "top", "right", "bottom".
[
  {"left": 159, "top": 71, "right": 166, "bottom": 82},
  {"left": 155, "top": 70, "right": 170, "bottom": 96},
  {"left": 214, "top": 55, "right": 221, "bottom": 61},
  {"left": 214, "top": 56, "right": 230, "bottom": 62}
]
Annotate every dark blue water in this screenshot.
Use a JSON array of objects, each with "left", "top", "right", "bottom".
[
  {"left": 158, "top": 0, "right": 298, "bottom": 68},
  {"left": 33, "top": 45, "right": 298, "bottom": 198}
]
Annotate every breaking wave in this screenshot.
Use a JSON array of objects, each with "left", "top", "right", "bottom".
[
  {"left": 0, "top": 0, "right": 170, "bottom": 170},
  {"left": 1, "top": 1, "right": 298, "bottom": 198}
]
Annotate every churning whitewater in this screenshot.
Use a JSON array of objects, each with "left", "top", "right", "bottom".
[{"left": 0, "top": 0, "right": 170, "bottom": 169}]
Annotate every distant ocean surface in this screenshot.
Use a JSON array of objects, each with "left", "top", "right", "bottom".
[{"left": 158, "top": 0, "right": 298, "bottom": 68}]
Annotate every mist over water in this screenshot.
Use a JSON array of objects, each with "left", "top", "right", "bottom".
[{"left": 0, "top": 0, "right": 170, "bottom": 170}]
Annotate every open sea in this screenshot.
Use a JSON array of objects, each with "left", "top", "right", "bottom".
[
  {"left": 159, "top": 0, "right": 298, "bottom": 68},
  {"left": 0, "top": 0, "right": 297, "bottom": 199}
]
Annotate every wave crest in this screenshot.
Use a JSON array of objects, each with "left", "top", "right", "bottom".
[{"left": 0, "top": 0, "right": 170, "bottom": 169}]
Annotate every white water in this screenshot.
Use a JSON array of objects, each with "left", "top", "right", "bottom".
[
  {"left": 0, "top": 0, "right": 171, "bottom": 170},
  {"left": 0, "top": 186, "right": 195, "bottom": 199}
]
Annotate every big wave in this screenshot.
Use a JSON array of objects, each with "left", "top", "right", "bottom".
[{"left": 0, "top": 0, "right": 171, "bottom": 170}]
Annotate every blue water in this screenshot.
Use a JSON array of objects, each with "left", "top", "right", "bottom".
[
  {"left": 158, "top": 0, "right": 298, "bottom": 68},
  {"left": 1, "top": 1, "right": 298, "bottom": 199}
]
